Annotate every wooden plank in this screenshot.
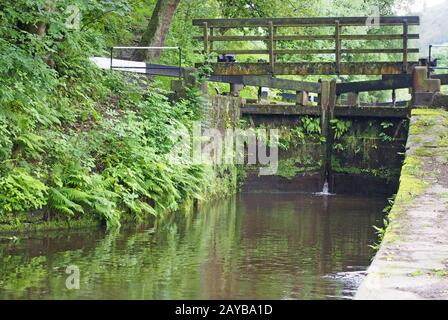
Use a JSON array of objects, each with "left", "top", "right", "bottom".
[
  {"left": 201, "top": 61, "right": 419, "bottom": 75},
  {"left": 335, "top": 20, "right": 341, "bottom": 74},
  {"left": 200, "top": 48, "right": 419, "bottom": 55},
  {"left": 268, "top": 21, "right": 275, "bottom": 74},
  {"left": 342, "top": 48, "right": 419, "bottom": 54},
  {"left": 207, "top": 49, "right": 336, "bottom": 55},
  {"left": 242, "top": 105, "right": 321, "bottom": 116},
  {"left": 196, "top": 35, "right": 267, "bottom": 41},
  {"left": 193, "top": 16, "right": 420, "bottom": 27},
  {"left": 341, "top": 34, "right": 419, "bottom": 40},
  {"left": 193, "top": 34, "right": 420, "bottom": 42},
  {"left": 210, "top": 27, "right": 214, "bottom": 51},
  {"left": 203, "top": 22, "right": 209, "bottom": 54},
  {"left": 273, "top": 26, "right": 278, "bottom": 63},
  {"left": 320, "top": 80, "right": 331, "bottom": 186},
  {"left": 403, "top": 19, "right": 409, "bottom": 72},
  {"left": 206, "top": 49, "right": 269, "bottom": 54},
  {"left": 208, "top": 75, "right": 321, "bottom": 92},
  {"left": 432, "top": 74, "right": 448, "bottom": 85},
  {"left": 240, "top": 104, "right": 410, "bottom": 118},
  {"left": 336, "top": 77, "right": 412, "bottom": 94},
  {"left": 334, "top": 106, "right": 411, "bottom": 118}
]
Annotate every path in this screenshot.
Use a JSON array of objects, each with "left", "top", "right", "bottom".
[{"left": 356, "top": 108, "right": 448, "bottom": 299}]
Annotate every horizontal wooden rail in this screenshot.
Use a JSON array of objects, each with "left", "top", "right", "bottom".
[
  {"left": 208, "top": 75, "right": 321, "bottom": 92},
  {"left": 201, "top": 61, "right": 418, "bottom": 76},
  {"left": 193, "top": 34, "right": 419, "bottom": 42},
  {"left": 193, "top": 16, "right": 420, "bottom": 27},
  {"left": 336, "top": 77, "right": 412, "bottom": 94},
  {"left": 433, "top": 74, "right": 448, "bottom": 85},
  {"left": 197, "top": 48, "right": 419, "bottom": 55},
  {"left": 241, "top": 104, "right": 411, "bottom": 119},
  {"left": 194, "top": 16, "right": 420, "bottom": 76}
]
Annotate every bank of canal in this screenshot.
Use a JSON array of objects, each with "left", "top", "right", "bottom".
[{"left": 356, "top": 108, "right": 448, "bottom": 299}]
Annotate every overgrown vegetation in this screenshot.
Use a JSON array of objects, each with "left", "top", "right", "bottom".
[{"left": 0, "top": 1, "right": 235, "bottom": 229}]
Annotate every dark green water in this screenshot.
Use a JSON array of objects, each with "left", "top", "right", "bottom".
[{"left": 0, "top": 192, "right": 385, "bottom": 300}]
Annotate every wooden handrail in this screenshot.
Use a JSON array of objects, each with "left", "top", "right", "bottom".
[
  {"left": 195, "top": 48, "right": 419, "bottom": 55},
  {"left": 193, "top": 34, "right": 420, "bottom": 41},
  {"left": 193, "top": 16, "right": 420, "bottom": 27},
  {"left": 195, "top": 16, "right": 420, "bottom": 75}
]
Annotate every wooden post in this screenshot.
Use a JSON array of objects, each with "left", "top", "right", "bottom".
[
  {"left": 327, "top": 79, "right": 337, "bottom": 191},
  {"left": 402, "top": 19, "right": 408, "bottom": 73},
  {"left": 203, "top": 22, "right": 209, "bottom": 55},
  {"left": 296, "top": 91, "right": 308, "bottom": 106},
  {"left": 210, "top": 27, "right": 214, "bottom": 52},
  {"left": 329, "top": 79, "right": 337, "bottom": 120},
  {"left": 230, "top": 83, "right": 243, "bottom": 97},
  {"left": 347, "top": 92, "right": 359, "bottom": 106},
  {"left": 268, "top": 21, "right": 275, "bottom": 74},
  {"left": 320, "top": 80, "right": 331, "bottom": 188},
  {"left": 273, "top": 26, "right": 278, "bottom": 63},
  {"left": 335, "top": 20, "right": 341, "bottom": 75}
]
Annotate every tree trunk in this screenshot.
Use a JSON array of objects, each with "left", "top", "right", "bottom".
[{"left": 132, "top": 0, "right": 181, "bottom": 62}]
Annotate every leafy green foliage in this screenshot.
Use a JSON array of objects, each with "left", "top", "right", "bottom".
[
  {"left": 331, "top": 119, "right": 352, "bottom": 140},
  {"left": 0, "top": 169, "right": 48, "bottom": 214},
  {"left": 0, "top": 0, "right": 217, "bottom": 228}
]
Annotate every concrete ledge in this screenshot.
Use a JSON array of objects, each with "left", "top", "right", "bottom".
[{"left": 355, "top": 108, "right": 448, "bottom": 300}]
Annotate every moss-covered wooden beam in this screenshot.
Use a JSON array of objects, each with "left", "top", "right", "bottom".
[
  {"left": 198, "top": 62, "right": 419, "bottom": 76},
  {"left": 241, "top": 105, "right": 410, "bottom": 119}
]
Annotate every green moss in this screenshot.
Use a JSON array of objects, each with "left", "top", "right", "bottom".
[
  {"left": 415, "top": 148, "right": 437, "bottom": 157},
  {"left": 379, "top": 122, "right": 433, "bottom": 244},
  {"left": 331, "top": 158, "right": 400, "bottom": 179},
  {"left": 433, "top": 269, "right": 448, "bottom": 277},
  {"left": 412, "top": 108, "right": 447, "bottom": 117},
  {"left": 409, "top": 270, "right": 425, "bottom": 277},
  {"left": 0, "top": 217, "right": 101, "bottom": 233},
  {"left": 277, "top": 158, "right": 320, "bottom": 179},
  {"left": 410, "top": 108, "right": 448, "bottom": 135},
  {"left": 277, "top": 159, "right": 300, "bottom": 179}
]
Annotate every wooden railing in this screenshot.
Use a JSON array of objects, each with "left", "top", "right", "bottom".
[{"left": 193, "top": 16, "right": 420, "bottom": 75}]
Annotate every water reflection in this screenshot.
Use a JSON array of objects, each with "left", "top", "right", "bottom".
[{"left": 0, "top": 193, "right": 385, "bottom": 299}]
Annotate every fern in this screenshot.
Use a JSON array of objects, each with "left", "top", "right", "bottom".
[{"left": 48, "top": 188, "right": 87, "bottom": 216}]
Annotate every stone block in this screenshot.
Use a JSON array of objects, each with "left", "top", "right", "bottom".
[{"left": 413, "top": 66, "right": 441, "bottom": 93}]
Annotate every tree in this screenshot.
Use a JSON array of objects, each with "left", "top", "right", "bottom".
[{"left": 132, "top": 0, "right": 181, "bottom": 62}]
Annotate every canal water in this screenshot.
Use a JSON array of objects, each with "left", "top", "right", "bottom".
[{"left": 0, "top": 192, "right": 385, "bottom": 300}]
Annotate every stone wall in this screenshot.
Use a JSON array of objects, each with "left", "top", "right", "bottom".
[
  {"left": 356, "top": 108, "right": 448, "bottom": 300},
  {"left": 242, "top": 114, "right": 406, "bottom": 196}
]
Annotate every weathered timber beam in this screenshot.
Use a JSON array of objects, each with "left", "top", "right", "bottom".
[
  {"left": 334, "top": 106, "right": 411, "bottom": 118},
  {"left": 336, "top": 77, "right": 412, "bottom": 94},
  {"left": 432, "top": 74, "right": 448, "bottom": 85},
  {"left": 200, "top": 62, "right": 419, "bottom": 76},
  {"left": 241, "top": 104, "right": 410, "bottom": 118},
  {"left": 192, "top": 16, "right": 420, "bottom": 27},
  {"left": 242, "top": 105, "right": 321, "bottom": 116},
  {"left": 202, "top": 48, "right": 419, "bottom": 55},
  {"left": 208, "top": 75, "right": 321, "bottom": 92},
  {"left": 193, "top": 34, "right": 419, "bottom": 42},
  {"left": 342, "top": 48, "right": 419, "bottom": 54},
  {"left": 362, "top": 101, "right": 408, "bottom": 107},
  {"left": 432, "top": 94, "right": 448, "bottom": 108}
]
